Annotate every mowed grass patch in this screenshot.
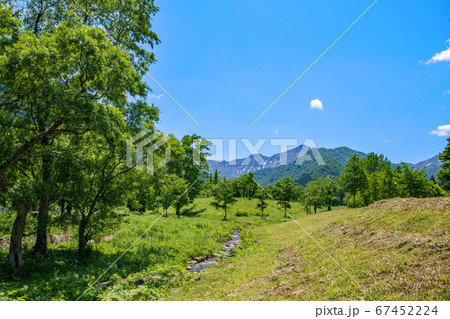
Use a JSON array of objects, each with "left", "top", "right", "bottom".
[{"left": 167, "top": 198, "right": 450, "bottom": 301}]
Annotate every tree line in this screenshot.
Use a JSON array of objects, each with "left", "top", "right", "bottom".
[
  {"left": 340, "top": 153, "right": 445, "bottom": 207},
  {"left": 204, "top": 145, "right": 450, "bottom": 220}
]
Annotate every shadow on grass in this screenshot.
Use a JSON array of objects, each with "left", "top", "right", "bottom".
[
  {"left": 181, "top": 207, "right": 206, "bottom": 218},
  {"left": 0, "top": 243, "right": 182, "bottom": 301}
]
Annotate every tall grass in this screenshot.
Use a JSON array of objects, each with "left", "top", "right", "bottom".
[{"left": 0, "top": 197, "right": 309, "bottom": 300}]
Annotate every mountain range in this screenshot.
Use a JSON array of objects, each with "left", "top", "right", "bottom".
[{"left": 207, "top": 145, "right": 442, "bottom": 186}]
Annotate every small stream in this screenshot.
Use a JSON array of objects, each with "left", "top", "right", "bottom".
[{"left": 187, "top": 232, "right": 240, "bottom": 272}]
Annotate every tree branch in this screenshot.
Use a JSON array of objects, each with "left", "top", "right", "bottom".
[
  {"left": 0, "top": 116, "right": 65, "bottom": 177},
  {"left": 0, "top": 98, "right": 20, "bottom": 108}
]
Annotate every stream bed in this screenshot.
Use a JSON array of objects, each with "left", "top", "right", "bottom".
[{"left": 187, "top": 232, "right": 240, "bottom": 272}]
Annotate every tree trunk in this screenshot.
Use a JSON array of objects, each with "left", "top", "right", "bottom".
[
  {"left": 34, "top": 137, "right": 51, "bottom": 254},
  {"left": 261, "top": 208, "right": 263, "bottom": 218},
  {"left": 224, "top": 207, "right": 227, "bottom": 220},
  {"left": 0, "top": 173, "right": 8, "bottom": 190},
  {"left": 78, "top": 215, "right": 88, "bottom": 254},
  {"left": 353, "top": 193, "right": 356, "bottom": 208},
  {"left": 34, "top": 198, "right": 50, "bottom": 253},
  {"left": 314, "top": 204, "right": 317, "bottom": 214},
  {"left": 60, "top": 201, "right": 65, "bottom": 216},
  {"left": 176, "top": 206, "right": 180, "bottom": 218},
  {"left": 8, "top": 205, "right": 28, "bottom": 268}
]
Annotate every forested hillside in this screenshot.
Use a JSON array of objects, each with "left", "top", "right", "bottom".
[
  {"left": 254, "top": 147, "right": 365, "bottom": 186},
  {"left": 209, "top": 145, "right": 442, "bottom": 186}
]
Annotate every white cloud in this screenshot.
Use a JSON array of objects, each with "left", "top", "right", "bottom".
[
  {"left": 310, "top": 99, "right": 323, "bottom": 111},
  {"left": 274, "top": 130, "right": 279, "bottom": 134},
  {"left": 430, "top": 124, "right": 450, "bottom": 137},
  {"left": 443, "top": 90, "right": 450, "bottom": 95},
  {"left": 382, "top": 139, "right": 394, "bottom": 143},
  {"left": 149, "top": 94, "right": 164, "bottom": 100},
  {"left": 425, "top": 40, "right": 450, "bottom": 64}
]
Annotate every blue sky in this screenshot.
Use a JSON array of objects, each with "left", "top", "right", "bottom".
[{"left": 146, "top": 0, "right": 450, "bottom": 163}]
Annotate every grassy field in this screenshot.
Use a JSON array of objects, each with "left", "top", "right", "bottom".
[
  {"left": 168, "top": 198, "right": 450, "bottom": 301},
  {"left": 0, "top": 197, "right": 448, "bottom": 300},
  {"left": 0, "top": 198, "right": 306, "bottom": 300}
]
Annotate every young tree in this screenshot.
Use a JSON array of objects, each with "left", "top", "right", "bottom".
[
  {"left": 255, "top": 188, "right": 268, "bottom": 218},
  {"left": 232, "top": 177, "right": 244, "bottom": 197},
  {"left": 213, "top": 169, "right": 221, "bottom": 185},
  {"left": 159, "top": 174, "right": 189, "bottom": 218},
  {"left": 379, "top": 163, "right": 397, "bottom": 199},
  {"left": 340, "top": 154, "right": 368, "bottom": 208},
  {"left": 273, "top": 176, "right": 296, "bottom": 218},
  {"left": 211, "top": 180, "right": 236, "bottom": 220},
  {"left": 302, "top": 190, "right": 314, "bottom": 214},
  {"left": 437, "top": 137, "right": 450, "bottom": 191},
  {"left": 323, "top": 177, "right": 337, "bottom": 211},
  {"left": 240, "top": 172, "right": 258, "bottom": 199},
  {"left": 303, "top": 178, "right": 331, "bottom": 214}
]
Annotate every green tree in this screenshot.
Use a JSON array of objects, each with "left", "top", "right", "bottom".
[
  {"left": 379, "top": 163, "right": 397, "bottom": 199},
  {"left": 212, "top": 169, "right": 221, "bottom": 185},
  {"left": 323, "top": 177, "right": 337, "bottom": 211},
  {"left": 255, "top": 188, "right": 268, "bottom": 218},
  {"left": 360, "top": 153, "right": 394, "bottom": 205},
  {"left": 340, "top": 154, "right": 368, "bottom": 208},
  {"left": 437, "top": 137, "right": 450, "bottom": 191},
  {"left": 211, "top": 179, "right": 236, "bottom": 220},
  {"left": 180, "top": 135, "right": 211, "bottom": 201},
  {"left": 0, "top": 1, "right": 160, "bottom": 257},
  {"left": 159, "top": 174, "right": 189, "bottom": 218},
  {"left": 304, "top": 177, "right": 333, "bottom": 214},
  {"left": 361, "top": 152, "right": 389, "bottom": 174},
  {"left": 395, "top": 163, "right": 443, "bottom": 198},
  {"left": 237, "top": 172, "right": 258, "bottom": 199},
  {"left": 273, "top": 176, "right": 296, "bottom": 218},
  {"left": 231, "top": 177, "right": 243, "bottom": 197},
  {"left": 125, "top": 174, "right": 157, "bottom": 213},
  {"left": 304, "top": 180, "right": 322, "bottom": 214},
  {"left": 51, "top": 133, "right": 137, "bottom": 253}
]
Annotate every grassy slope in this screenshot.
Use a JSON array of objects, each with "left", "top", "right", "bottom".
[{"left": 167, "top": 198, "right": 450, "bottom": 301}]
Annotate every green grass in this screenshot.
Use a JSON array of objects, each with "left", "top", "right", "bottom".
[
  {"left": 167, "top": 198, "right": 450, "bottom": 301},
  {"left": 2, "top": 197, "right": 447, "bottom": 301},
  {"left": 0, "top": 197, "right": 306, "bottom": 300}
]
